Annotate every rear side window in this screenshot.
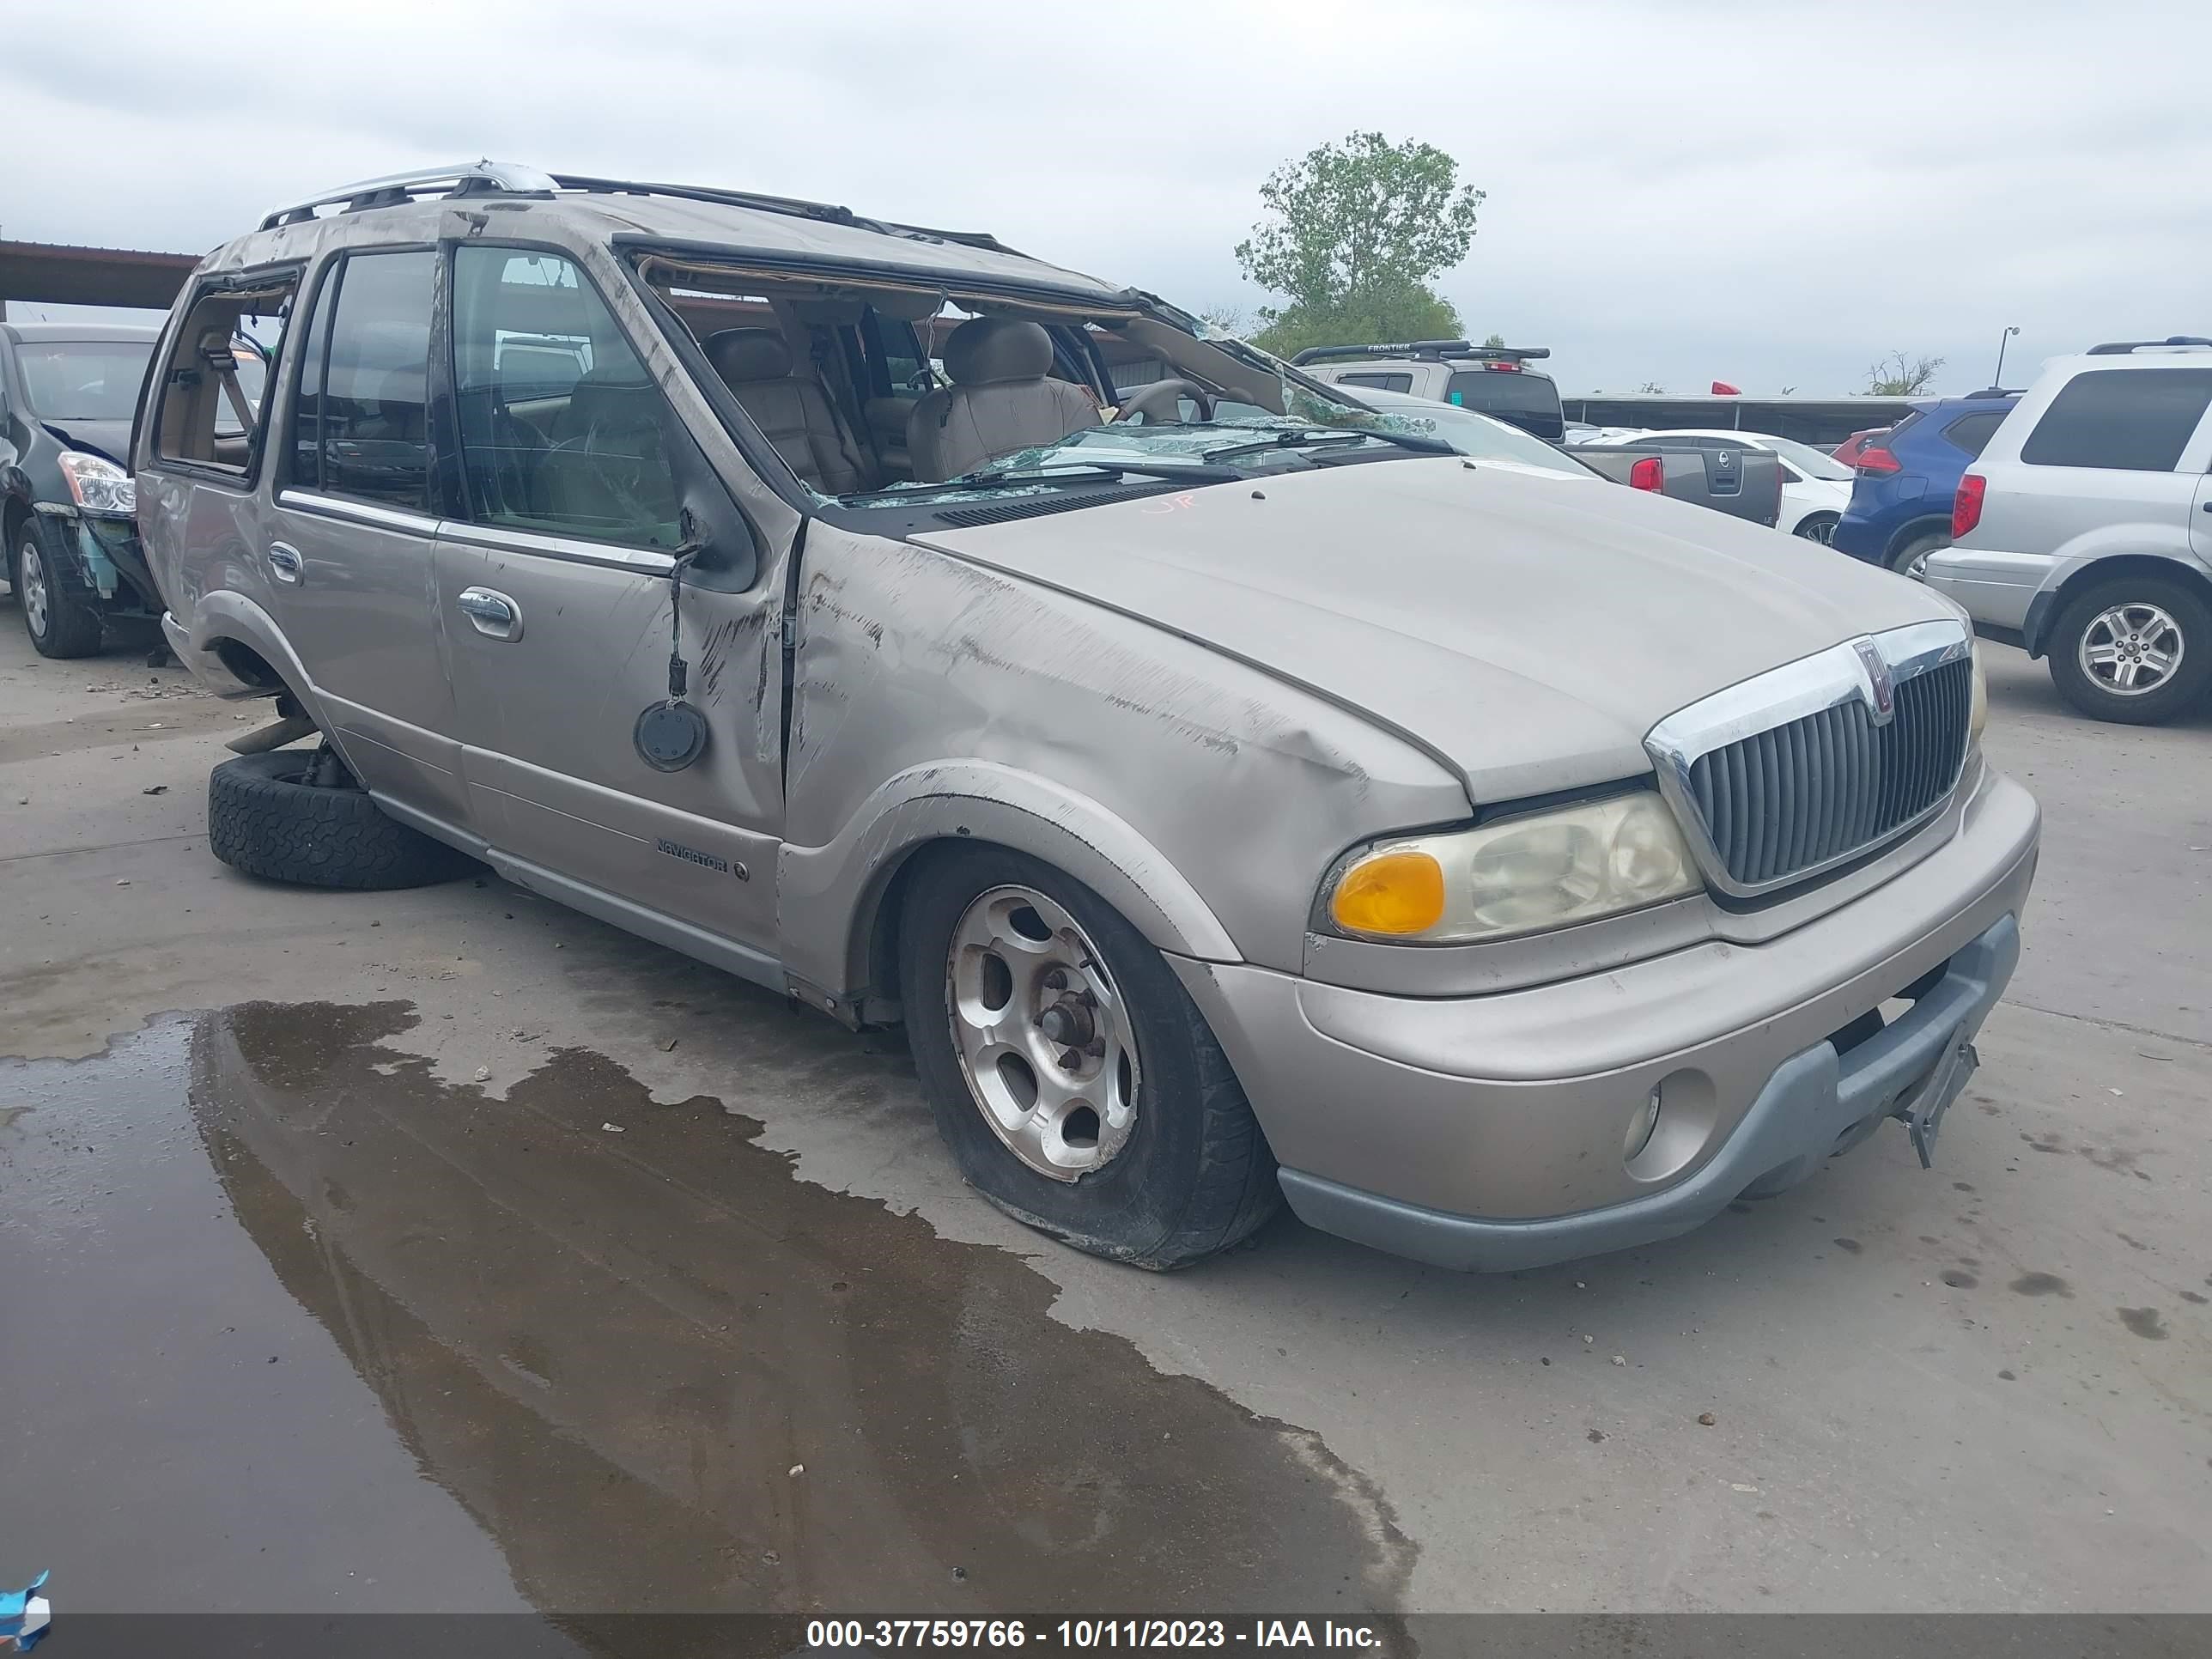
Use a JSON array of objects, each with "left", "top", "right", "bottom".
[
  {"left": 2020, "top": 368, "right": 2212, "bottom": 471},
  {"left": 1339, "top": 372, "right": 1413, "bottom": 393},
  {"left": 289, "top": 250, "right": 435, "bottom": 513},
  {"left": 151, "top": 272, "right": 297, "bottom": 478},
  {"left": 1444, "top": 368, "right": 1565, "bottom": 440},
  {"left": 862, "top": 307, "right": 930, "bottom": 398},
  {"left": 1940, "top": 410, "right": 2005, "bottom": 458}
]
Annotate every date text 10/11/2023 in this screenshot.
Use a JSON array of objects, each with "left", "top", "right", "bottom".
[{"left": 805, "top": 1621, "right": 1387, "bottom": 1650}]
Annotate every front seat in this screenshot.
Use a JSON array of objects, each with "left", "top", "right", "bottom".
[
  {"left": 907, "top": 319, "right": 1097, "bottom": 482},
  {"left": 543, "top": 371, "right": 682, "bottom": 538},
  {"left": 702, "top": 328, "right": 866, "bottom": 495}
]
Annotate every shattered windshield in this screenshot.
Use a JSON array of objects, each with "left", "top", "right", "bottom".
[{"left": 836, "top": 387, "right": 1452, "bottom": 507}]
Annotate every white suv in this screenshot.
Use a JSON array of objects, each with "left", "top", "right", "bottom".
[{"left": 1922, "top": 337, "right": 2212, "bottom": 724}]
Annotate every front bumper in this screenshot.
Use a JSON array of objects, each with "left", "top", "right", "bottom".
[
  {"left": 33, "top": 503, "right": 161, "bottom": 613},
  {"left": 1170, "top": 769, "right": 2039, "bottom": 1271}
]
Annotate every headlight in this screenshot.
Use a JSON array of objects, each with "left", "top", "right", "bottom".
[
  {"left": 58, "top": 452, "right": 136, "bottom": 515},
  {"left": 1969, "top": 640, "right": 1988, "bottom": 738},
  {"left": 1323, "top": 791, "right": 1703, "bottom": 945}
]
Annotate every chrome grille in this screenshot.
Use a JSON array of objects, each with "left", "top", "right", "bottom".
[
  {"left": 1686, "top": 658, "right": 1971, "bottom": 888},
  {"left": 1646, "top": 623, "right": 1976, "bottom": 898}
]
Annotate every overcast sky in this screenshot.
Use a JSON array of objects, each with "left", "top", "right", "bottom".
[{"left": 7, "top": 0, "right": 2207, "bottom": 397}]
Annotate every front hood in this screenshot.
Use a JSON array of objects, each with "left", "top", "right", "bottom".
[
  {"left": 908, "top": 457, "right": 1956, "bottom": 802},
  {"left": 44, "top": 417, "right": 132, "bottom": 465}
]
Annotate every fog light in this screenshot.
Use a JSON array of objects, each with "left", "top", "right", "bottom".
[{"left": 1624, "top": 1085, "right": 1662, "bottom": 1160}]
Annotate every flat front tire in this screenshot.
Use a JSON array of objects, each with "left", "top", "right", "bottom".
[
  {"left": 2045, "top": 574, "right": 2212, "bottom": 725},
  {"left": 897, "top": 844, "right": 1279, "bottom": 1269},
  {"left": 209, "top": 748, "right": 477, "bottom": 890}
]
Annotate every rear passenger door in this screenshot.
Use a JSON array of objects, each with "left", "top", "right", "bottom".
[
  {"left": 433, "top": 245, "right": 785, "bottom": 967},
  {"left": 266, "top": 249, "right": 471, "bottom": 830}
]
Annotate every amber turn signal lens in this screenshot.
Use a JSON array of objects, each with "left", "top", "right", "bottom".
[{"left": 1328, "top": 849, "right": 1447, "bottom": 937}]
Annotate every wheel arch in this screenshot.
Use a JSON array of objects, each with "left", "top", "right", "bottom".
[
  {"left": 2024, "top": 553, "right": 2212, "bottom": 659},
  {"left": 174, "top": 589, "right": 318, "bottom": 704},
  {"left": 777, "top": 763, "right": 1243, "bottom": 1025},
  {"left": 1884, "top": 513, "right": 1953, "bottom": 565}
]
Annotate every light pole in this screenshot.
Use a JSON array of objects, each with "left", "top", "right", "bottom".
[{"left": 1993, "top": 325, "right": 2020, "bottom": 389}]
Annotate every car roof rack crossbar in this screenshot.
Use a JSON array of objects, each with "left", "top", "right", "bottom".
[
  {"left": 2085, "top": 336, "right": 2212, "bottom": 355},
  {"left": 259, "top": 161, "right": 560, "bottom": 229},
  {"left": 1290, "top": 339, "right": 1551, "bottom": 366}
]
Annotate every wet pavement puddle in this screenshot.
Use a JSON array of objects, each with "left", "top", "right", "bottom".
[{"left": 0, "top": 1004, "right": 1408, "bottom": 1619}]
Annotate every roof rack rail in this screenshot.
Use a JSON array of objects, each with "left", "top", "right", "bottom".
[
  {"left": 2085, "top": 336, "right": 2212, "bottom": 355},
  {"left": 259, "top": 161, "right": 557, "bottom": 230},
  {"left": 550, "top": 173, "right": 1020, "bottom": 253},
  {"left": 1290, "top": 339, "right": 1551, "bottom": 366},
  {"left": 552, "top": 173, "right": 866, "bottom": 229}
]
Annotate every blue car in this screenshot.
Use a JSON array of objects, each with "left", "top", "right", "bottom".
[{"left": 1831, "top": 392, "right": 2018, "bottom": 572}]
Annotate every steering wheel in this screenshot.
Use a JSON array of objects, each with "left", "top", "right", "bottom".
[{"left": 1115, "top": 378, "right": 1213, "bottom": 424}]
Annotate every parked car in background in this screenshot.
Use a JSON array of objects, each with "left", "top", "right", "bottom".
[
  {"left": 1831, "top": 392, "right": 2017, "bottom": 573},
  {"left": 141, "top": 161, "right": 2035, "bottom": 1274},
  {"left": 1, "top": 322, "right": 165, "bottom": 655},
  {"left": 1831, "top": 427, "right": 1890, "bottom": 469},
  {"left": 1568, "top": 436, "right": 1784, "bottom": 527},
  {"left": 1922, "top": 338, "right": 2212, "bottom": 724},
  {"left": 1346, "top": 390, "right": 1780, "bottom": 525},
  {"left": 1604, "top": 429, "right": 1853, "bottom": 542},
  {"left": 1295, "top": 340, "right": 1566, "bottom": 441}
]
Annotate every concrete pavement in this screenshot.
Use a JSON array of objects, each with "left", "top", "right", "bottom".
[{"left": 1, "top": 618, "right": 2205, "bottom": 1613}]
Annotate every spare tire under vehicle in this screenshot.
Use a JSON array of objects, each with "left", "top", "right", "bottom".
[{"left": 208, "top": 748, "right": 477, "bottom": 890}]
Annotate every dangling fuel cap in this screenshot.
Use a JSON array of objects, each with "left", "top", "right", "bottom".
[{"left": 633, "top": 701, "right": 708, "bottom": 772}]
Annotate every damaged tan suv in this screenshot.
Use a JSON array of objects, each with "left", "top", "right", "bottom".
[{"left": 137, "top": 163, "right": 2039, "bottom": 1271}]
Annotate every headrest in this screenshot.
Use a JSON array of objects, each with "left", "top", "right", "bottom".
[
  {"left": 944, "top": 317, "right": 1053, "bottom": 386},
  {"left": 565, "top": 371, "right": 661, "bottom": 431},
  {"left": 702, "top": 327, "right": 792, "bottom": 385}
]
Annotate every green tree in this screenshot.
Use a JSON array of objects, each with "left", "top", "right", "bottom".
[
  {"left": 1235, "top": 132, "right": 1483, "bottom": 359},
  {"left": 1481, "top": 332, "right": 1506, "bottom": 349},
  {"left": 1866, "top": 351, "right": 1945, "bottom": 395}
]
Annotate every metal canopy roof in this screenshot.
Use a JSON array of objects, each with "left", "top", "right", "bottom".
[{"left": 0, "top": 240, "right": 200, "bottom": 313}]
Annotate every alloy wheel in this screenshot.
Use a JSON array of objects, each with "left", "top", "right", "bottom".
[
  {"left": 2080, "top": 603, "right": 2185, "bottom": 696},
  {"left": 943, "top": 884, "right": 1140, "bottom": 1182},
  {"left": 19, "top": 539, "right": 51, "bottom": 639}
]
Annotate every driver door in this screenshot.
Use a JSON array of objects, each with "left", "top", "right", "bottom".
[{"left": 432, "top": 245, "right": 785, "bottom": 968}]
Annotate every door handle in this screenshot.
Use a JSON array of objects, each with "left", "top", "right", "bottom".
[
  {"left": 266, "top": 543, "right": 303, "bottom": 585},
  {"left": 456, "top": 586, "right": 523, "bottom": 641}
]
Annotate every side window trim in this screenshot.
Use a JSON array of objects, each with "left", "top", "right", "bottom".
[{"left": 274, "top": 486, "right": 442, "bottom": 535}]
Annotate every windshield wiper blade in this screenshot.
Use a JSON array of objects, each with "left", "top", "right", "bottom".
[
  {"left": 1349, "top": 426, "right": 1455, "bottom": 458},
  {"left": 1199, "top": 428, "right": 1372, "bottom": 462},
  {"left": 945, "top": 459, "right": 1242, "bottom": 488}
]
